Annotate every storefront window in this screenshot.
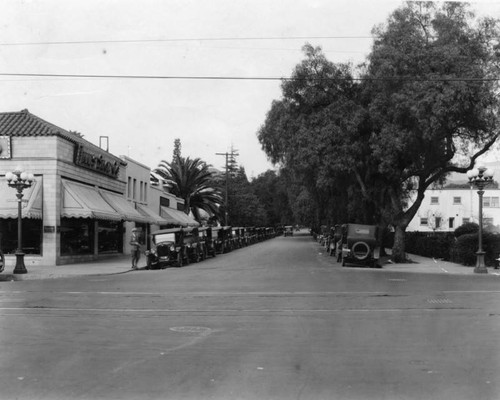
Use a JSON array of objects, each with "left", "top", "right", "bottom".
[
  {"left": 98, "top": 220, "right": 123, "bottom": 254},
  {"left": 0, "top": 219, "right": 43, "bottom": 255},
  {"left": 60, "top": 218, "right": 94, "bottom": 255}
]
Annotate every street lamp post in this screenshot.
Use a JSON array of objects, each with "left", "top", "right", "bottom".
[
  {"left": 5, "top": 167, "right": 34, "bottom": 274},
  {"left": 467, "top": 165, "right": 494, "bottom": 274}
]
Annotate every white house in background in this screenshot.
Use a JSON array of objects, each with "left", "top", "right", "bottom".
[{"left": 407, "top": 161, "right": 500, "bottom": 233}]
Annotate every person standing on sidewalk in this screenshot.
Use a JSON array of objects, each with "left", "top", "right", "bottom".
[{"left": 130, "top": 228, "right": 141, "bottom": 270}]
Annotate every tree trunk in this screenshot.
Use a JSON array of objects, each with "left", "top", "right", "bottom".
[{"left": 392, "top": 224, "right": 407, "bottom": 263}]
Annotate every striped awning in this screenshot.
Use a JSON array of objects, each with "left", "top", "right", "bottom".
[
  {"left": 61, "top": 180, "right": 122, "bottom": 221},
  {"left": 160, "top": 206, "right": 199, "bottom": 227},
  {"left": 100, "top": 191, "right": 151, "bottom": 224},
  {"left": 136, "top": 204, "right": 169, "bottom": 225}
]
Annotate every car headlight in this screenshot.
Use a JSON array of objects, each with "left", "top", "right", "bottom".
[{"left": 170, "top": 245, "right": 175, "bottom": 251}]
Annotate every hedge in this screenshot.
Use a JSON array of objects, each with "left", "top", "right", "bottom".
[{"left": 404, "top": 230, "right": 500, "bottom": 267}]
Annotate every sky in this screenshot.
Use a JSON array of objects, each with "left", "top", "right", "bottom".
[{"left": 0, "top": 0, "right": 499, "bottom": 178}]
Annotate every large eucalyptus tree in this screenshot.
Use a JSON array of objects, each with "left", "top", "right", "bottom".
[
  {"left": 258, "top": 2, "right": 500, "bottom": 262},
  {"left": 364, "top": 2, "right": 500, "bottom": 261}
]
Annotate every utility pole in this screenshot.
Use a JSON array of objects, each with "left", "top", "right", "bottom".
[{"left": 216, "top": 148, "right": 239, "bottom": 226}]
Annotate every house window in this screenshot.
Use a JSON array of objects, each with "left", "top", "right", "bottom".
[
  {"left": 435, "top": 217, "right": 441, "bottom": 229},
  {"left": 127, "top": 177, "right": 132, "bottom": 199},
  {"left": 430, "top": 197, "right": 439, "bottom": 205},
  {"left": 420, "top": 217, "right": 428, "bottom": 226},
  {"left": 462, "top": 218, "right": 470, "bottom": 224},
  {"left": 449, "top": 217, "right": 455, "bottom": 229},
  {"left": 453, "top": 197, "right": 461, "bottom": 204},
  {"left": 483, "top": 197, "right": 499, "bottom": 208},
  {"left": 484, "top": 217, "right": 494, "bottom": 226}
]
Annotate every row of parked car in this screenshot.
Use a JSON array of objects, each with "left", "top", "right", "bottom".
[
  {"left": 315, "top": 223, "right": 382, "bottom": 268},
  {"left": 145, "top": 226, "right": 278, "bottom": 269}
]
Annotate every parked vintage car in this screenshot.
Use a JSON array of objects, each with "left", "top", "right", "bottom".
[
  {"left": 284, "top": 226, "right": 294, "bottom": 237},
  {"left": 199, "top": 227, "right": 217, "bottom": 258},
  {"left": 146, "top": 228, "right": 191, "bottom": 269},
  {"left": 211, "top": 226, "right": 232, "bottom": 254},
  {"left": 330, "top": 225, "right": 343, "bottom": 258},
  {"left": 0, "top": 248, "right": 4, "bottom": 273},
  {"left": 340, "top": 224, "right": 381, "bottom": 268},
  {"left": 245, "top": 227, "right": 256, "bottom": 245},
  {"left": 184, "top": 227, "right": 204, "bottom": 263}
]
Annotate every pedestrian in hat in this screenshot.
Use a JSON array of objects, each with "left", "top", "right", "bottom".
[{"left": 130, "top": 228, "right": 141, "bottom": 270}]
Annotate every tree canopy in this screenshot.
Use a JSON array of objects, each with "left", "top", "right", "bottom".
[{"left": 258, "top": 1, "right": 500, "bottom": 261}]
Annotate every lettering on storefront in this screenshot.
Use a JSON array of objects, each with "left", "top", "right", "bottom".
[{"left": 74, "top": 144, "right": 120, "bottom": 178}]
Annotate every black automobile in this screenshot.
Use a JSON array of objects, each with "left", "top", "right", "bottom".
[
  {"left": 212, "top": 226, "right": 232, "bottom": 254},
  {"left": 284, "top": 225, "right": 294, "bottom": 237},
  {"left": 146, "top": 228, "right": 190, "bottom": 269},
  {"left": 340, "top": 224, "right": 381, "bottom": 268},
  {"left": 199, "top": 227, "right": 216, "bottom": 258}
]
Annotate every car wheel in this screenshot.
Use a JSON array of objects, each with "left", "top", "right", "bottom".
[{"left": 177, "top": 254, "right": 183, "bottom": 268}]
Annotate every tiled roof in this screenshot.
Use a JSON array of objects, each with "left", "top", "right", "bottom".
[
  {"left": 0, "top": 109, "right": 126, "bottom": 164},
  {"left": 0, "top": 109, "right": 83, "bottom": 143}
]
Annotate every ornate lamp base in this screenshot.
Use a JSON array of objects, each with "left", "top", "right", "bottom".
[
  {"left": 13, "top": 251, "right": 28, "bottom": 274},
  {"left": 474, "top": 251, "right": 488, "bottom": 274}
]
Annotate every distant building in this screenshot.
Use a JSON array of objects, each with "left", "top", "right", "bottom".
[{"left": 407, "top": 162, "right": 500, "bottom": 232}]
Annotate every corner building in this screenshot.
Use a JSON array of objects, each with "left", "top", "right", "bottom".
[{"left": 0, "top": 109, "right": 192, "bottom": 267}]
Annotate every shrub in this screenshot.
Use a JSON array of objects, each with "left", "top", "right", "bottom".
[
  {"left": 450, "top": 232, "right": 500, "bottom": 266},
  {"left": 453, "top": 233, "right": 478, "bottom": 266},
  {"left": 405, "top": 232, "right": 455, "bottom": 260},
  {"left": 454, "top": 222, "right": 479, "bottom": 238}
]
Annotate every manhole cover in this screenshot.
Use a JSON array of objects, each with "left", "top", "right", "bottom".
[{"left": 170, "top": 326, "right": 212, "bottom": 336}]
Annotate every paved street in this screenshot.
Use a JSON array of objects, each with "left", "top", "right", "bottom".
[{"left": 1, "top": 232, "right": 500, "bottom": 400}]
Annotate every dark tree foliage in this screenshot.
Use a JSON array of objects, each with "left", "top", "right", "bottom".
[
  {"left": 364, "top": 2, "right": 500, "bottom": 260},
  {"left": 258, "top": 2, "right": 500, "bottom": 263},
  {"left": 226, "top": 167, "right": 267, "bottom": 227},
  {"left": 258, "top": 44, "right": 372, "bottom": 228},
  {"left": 250, "top": 170, "right": 293, "bottom": 226}
]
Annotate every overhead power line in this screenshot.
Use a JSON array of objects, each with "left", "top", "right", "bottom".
[
  {"left": 0, "top": 72, "right": 498, "bottom": 82},
  {"left": 0, "top": 36, "right": 374, "bottom": 47}
]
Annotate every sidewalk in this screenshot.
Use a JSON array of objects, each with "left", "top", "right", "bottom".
[
  {"left": 1, "top": 253, "right": 500, "bottom": 281},
  {"left": 0, "top": 255, "right": 136, "bottom": 281},
  {"left": 380, "top": 253, "right": 500, "bottom": 276}
]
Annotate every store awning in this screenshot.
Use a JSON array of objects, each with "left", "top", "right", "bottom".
[
  {"left": 136, "top": 204, "right": 169, "bottom": 225},
  {"left": 160, "top": 206, "right": 199, "bottom": 227},
  {"left": 100, "top": 191, "right": 151, "bottom": 224},
  {"left": 61, "top": 180, "right": 121, "bottom": 221},
  {"left": 0, "top": 176, "right": 43, "bottom": 219}
]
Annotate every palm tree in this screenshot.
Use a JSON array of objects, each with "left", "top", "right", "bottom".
[{"left": 154, "top": 156, "right": 223, "bottom": 222}]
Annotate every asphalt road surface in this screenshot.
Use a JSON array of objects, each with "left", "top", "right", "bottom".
[{"left": 0, "top": 232, "right": 499, "bottom": 400}]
